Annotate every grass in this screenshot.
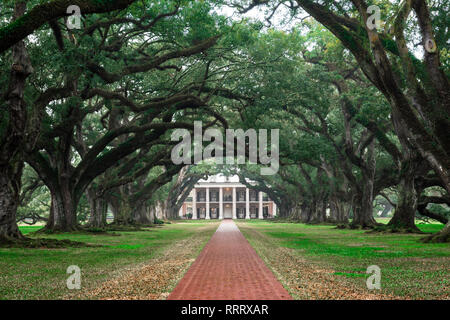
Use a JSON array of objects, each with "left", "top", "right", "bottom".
[
  {"left": 0, "top": 221, "right": 217, "bottom": 300},
  {"left": 237, "top": 220, "right": 449, "bottom": 299},
  {"left": 2, "top": 219, "right": 448, "bottom": 300}
]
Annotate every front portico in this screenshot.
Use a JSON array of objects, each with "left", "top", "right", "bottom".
[{"left": 179, "top": 175, "right": 276, "bottom": 220}]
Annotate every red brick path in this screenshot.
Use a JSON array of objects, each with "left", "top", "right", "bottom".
[{"left": 167, "top": 220, "right": 292, "bottom": 300}]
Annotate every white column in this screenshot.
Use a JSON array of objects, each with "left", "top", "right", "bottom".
[
  {"left": 219, "top": 187, "right": 223, "bottom": 219},
  {"left": 192, "top": 188, "right": 197, "bottom": 219},
  {"left": 258, "top": 191, "right": 263, "bottom": 219},
  {"left": 179, "top": 206, "right": 183, "bottom": 218},
  {"left": 232, "top": 187, "right": 237, "bottom": 219},
  {"left": 206, "top": 187, "right": 210, "bottom": 219},
  {"left": 245, "top": 188, "right": 250, "bottom": 219},
  {"left": 273, "top": 201, "right": 277, "bottom": 217}
]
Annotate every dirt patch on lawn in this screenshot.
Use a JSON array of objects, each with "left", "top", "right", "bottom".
[
  {"left": 347, "top": 243, "right": 388, "bottom": 247},
  {"left": 68, "top": 222, "right": 219, "bottom": 300},
  {"left": 238, "top": 223, "right": 402, "bottom": 300}
]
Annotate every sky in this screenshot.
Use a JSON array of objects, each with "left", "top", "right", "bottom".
[
  {"left": 216, "top": 2, "right": 309, "bottom": 32},
  {"left": 215, "top": 2, "right": 426, "bottom": 58}
]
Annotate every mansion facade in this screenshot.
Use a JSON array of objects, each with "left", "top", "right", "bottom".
[{"left": 179, "top": 175, "right": 276, "bottom": 219}]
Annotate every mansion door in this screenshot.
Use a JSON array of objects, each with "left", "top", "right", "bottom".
[{"left": 224, "top": 207, "right": 232, "bottom": 219}]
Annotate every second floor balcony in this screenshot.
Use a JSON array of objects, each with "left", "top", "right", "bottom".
[{"left": 194, "top": 190, "right": 269, "bottom": 202}]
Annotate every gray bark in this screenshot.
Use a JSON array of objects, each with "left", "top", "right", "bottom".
[{"left": 0, "top": 1, "right": 33, "bottom": 242}]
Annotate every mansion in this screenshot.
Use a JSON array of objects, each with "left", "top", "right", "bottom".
[{"left": 179, "top": 175, "right": 276, "bottom": 219}]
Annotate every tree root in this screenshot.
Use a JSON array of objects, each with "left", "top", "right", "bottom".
[
  {"left": 369, "top": 224, "right": 424, "bottom": 234},
  {"left": 34, "top": 225, "right": 83, "bottom": 235},
  {"left": 98, "top": 223, "right": 163, "bottom": 232},
  {"left": 0, "top": 237, "right": 91, "bottom": 248},
  {"left": 421, "top": 229, "right": 450, "bottom": 243},
  {"left": 336, "top": 223, "right": 379, "bottom": 230}
]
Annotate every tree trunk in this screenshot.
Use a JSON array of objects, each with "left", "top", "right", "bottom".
[
  {"left": 283, "top": 201, "right": 300, "bottom": 220},
  {"left": 299, "top": 202, "right": 311, "bottom": 222},
  {"left": 329, "top": 197, "right": 349, "bottom": 224},
  {"left": 287, "top": 205, "right": 301, "bottom": 220},
  {"left": 115, "top": 199, "right": 133, "bottom": 225},
  {"left": 86, "top": 187, "right": 107, "bottom": 228},
  {"left": 0, "top": 1, "right": 33, "bottom": 242},
  {"left": 156, "top": 201, "right": 167, "bottom": 220},
  {"left": 164, "top": 198, "right": 180, "bottom": 220},
  {"left": 388, "top": 161, "right": 421, "bottom": 231},
  {"left": 133, "top": 204, "right": 154, "bottom": 225},
  {"left": 308, "top": 199, "right": 326, "bottom": 223},
  {"left": 308, "top": 201, "right": 318, "bottom": 223},
  {"left": 352, "top": 189, "right": 377, "bottom": 228},
  {"left": 352, "top": 142, "right": 377, "bottom": 228},
  {"left": 110, "top": 185, "right": 134, "bottom": 225},
  {"left": 46, "top": 182, "right": 78, "bottom": 232},
  {"left": 165, "top": 202, "right": 179, "bottom": 220},
  {"left": 422, "top": 221, "right": 450, "bottom": 243},
  {"left": 0, "top": 162, "right": 25, "bottom": 242}
]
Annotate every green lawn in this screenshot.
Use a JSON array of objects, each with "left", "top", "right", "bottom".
[
  {"left": 0, "top": 222, "right": 217, "bottom": 300},
  {"left": 237, "top": 220, "right": 449, "bottom": 299},
  {"left": 2, "top": 219, "right": 448, "bottom": 300}
]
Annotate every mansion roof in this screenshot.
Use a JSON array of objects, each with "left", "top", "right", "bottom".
[{"left": 195, "top": 174, "right": 252, "bottom": 188}]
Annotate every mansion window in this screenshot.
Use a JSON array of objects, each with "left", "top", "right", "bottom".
[
  {"left": 197, "top": 207, "right": 206, "bottom": 218},
  {"left": 197, "top": 190, "right": 206, "bottom": 202},
  {"left": 237, "top": 207, "right": 246, "bottom": 219},
  {"left": 210, "top": 191, "right": 219, "bottom": 202},
  {"left": 250, "top": 207, "right": 258, "bottom": 218}
]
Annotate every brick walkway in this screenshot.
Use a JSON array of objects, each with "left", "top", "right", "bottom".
[{"left": 167, "top": 220, "right": 292, "bottom": 300}]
